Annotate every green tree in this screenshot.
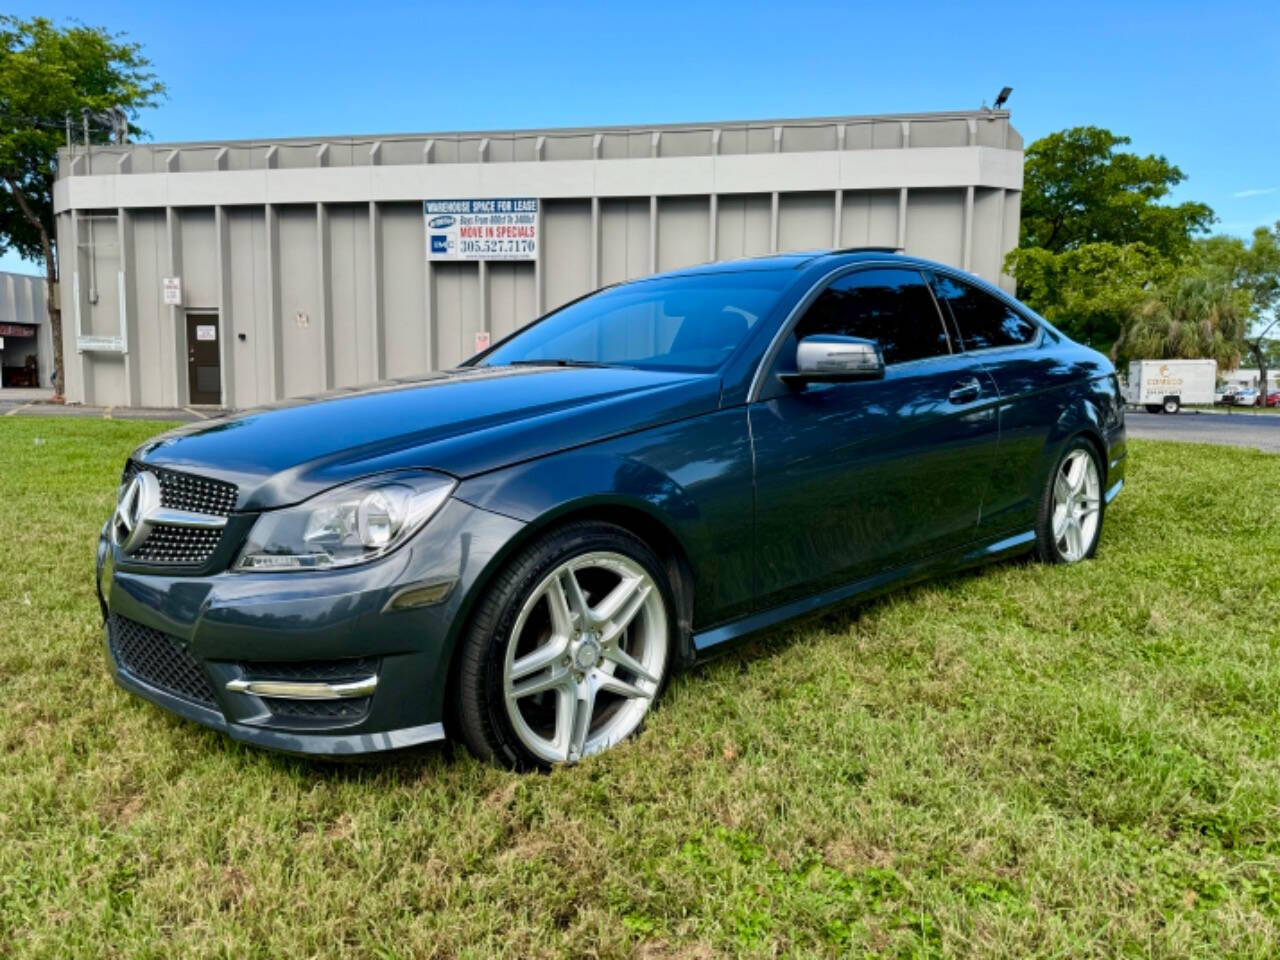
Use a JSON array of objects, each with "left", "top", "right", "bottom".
[
  {"left": 1005, "top": 241, "right": 1175, "bottom": 349},
  {"left": 1114, "top": 268, "right": 1248, "bottom": 371},
  {"left": 0, "top": 16, "right": 163, "bottom": 397},
  {"left": 1008, "top": 127, "right": 1216, "bottom": 352},
  {"left": 1197, "top": 223, "right": 1280, "bottom": 402},
  {"left": 1020, "top": 126, "right": 1214, "bottom": 255}
]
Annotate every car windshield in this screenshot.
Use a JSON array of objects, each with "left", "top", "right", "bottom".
[{"left": 479, "top": 270, "right": 794, "bottom": 372}]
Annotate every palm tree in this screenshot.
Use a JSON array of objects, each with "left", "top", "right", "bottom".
[{"left": 1115, "top": 270, "right": 1248, "bottom": 371}]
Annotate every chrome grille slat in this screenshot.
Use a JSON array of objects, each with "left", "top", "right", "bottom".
[
  {"left": 121, "top": 461, "right": 238, "bottom": 517},
  {"left": 118, "top": 461, "right": 238, "bottom": 568}
]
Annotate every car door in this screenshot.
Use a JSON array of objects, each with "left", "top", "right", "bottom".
[
  {"left": 749, "top": 267, "right": 1001, "bottom": 609},
  {"left": 928, "top": 271, "right": 1060, "bottom": 537}
]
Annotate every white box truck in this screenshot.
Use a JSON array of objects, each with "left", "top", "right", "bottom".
[{"left": 1126, "top": 359, "right": 1217, "bottom": 413}]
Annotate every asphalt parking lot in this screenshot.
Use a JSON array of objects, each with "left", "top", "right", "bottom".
[{"left": 1125, "top": 409, "right": 1280, "bottom": 453}]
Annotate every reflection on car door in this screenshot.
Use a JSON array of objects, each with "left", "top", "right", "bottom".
[{"left": 749, "top": 267, "right": 1001, "bottom": 609}]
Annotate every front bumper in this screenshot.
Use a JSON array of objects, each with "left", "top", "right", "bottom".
[{"left": 96, "top": 497, "right": 524, "bottom": 756}]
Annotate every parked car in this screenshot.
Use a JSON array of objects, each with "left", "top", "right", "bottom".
[
  {"left": 1266, "top": 391, "right": 1280, "bottom": 408},
  {"left": 1233, "top": 388, "right": 1260, "bottom": 407},
  {"left": 96, "top": 250, "right": 1127, "bottom": 768}
]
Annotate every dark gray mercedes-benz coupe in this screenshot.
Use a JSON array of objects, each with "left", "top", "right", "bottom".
[{"left": 97, "top": 249, "right": 1126, "bottom": 768}]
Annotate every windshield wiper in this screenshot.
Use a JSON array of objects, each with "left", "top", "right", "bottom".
[{"left": 504, "top": 359, "right": 611, "bottom": 368}]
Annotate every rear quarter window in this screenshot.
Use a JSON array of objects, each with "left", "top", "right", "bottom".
[{"left": 931, "top": 273, "right": 1039, "bottom": 351}]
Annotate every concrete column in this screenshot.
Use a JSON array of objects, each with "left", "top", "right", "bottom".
[
  {"left": 649, "top": 195, "right": 658, "bottom": 273},
  {"left": 478, "top": 260, "right": 489, "bottom": 345},
  {"left": 708, "top": 194, "right": 718, "bottom": 261},
  {"left": 165, "top": 206, "right": 187, "bottom": 406},
  {"left": 897, "top": 188, "right": 908, "bottom": 249},
  {"left": 962, "top": 185, "right": 975, "bottom": 272},
  {"left": 833, "top": 189, "right": 843, "bottom": 247},
  {"left": 590, "top": 197, "right": 601, "bottom": 289},
  {"left": 424, "top": 261, "right": 437, "bottom": 371},
  {"left": 68, "top": 211, "right": 91, "bottom": 404},
  {"left": 118, "top": 208, "right": 140, "bottom": 406},
  {"left": 534, "top": 200, "right": 546, "bottom": 312},
  {"left": 264, "top": 204, "right": 285, "bottom": 399},
  {"left": 368, "top": 201, "right": 385, "bottom": 380},
  {"left": 770, "top": 192, "right": 780, "bottom": 253},
  {"left": 315, "top": 203, "right": 333, "bottom": 389},
  {"left": 215, "top": 205, "right": 236, "bottom": 407}
]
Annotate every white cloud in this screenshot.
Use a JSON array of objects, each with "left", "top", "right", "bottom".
[{"left": 1232, "top": 187, "right": 1278, "bottom": 198}]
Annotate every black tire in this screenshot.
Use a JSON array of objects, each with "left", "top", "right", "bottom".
[
  {"left": 1034, "top": 437, "right": 1106, "bottom": 565},
  {"left": 1144, "top": 403, "right": 1162, "bottom": 414},
  {"left": 453, "top": 521, "right": 675, "bottom": 770},
  {"left": 1162, "top": 397, "right": 1180, "bottom": 415}
]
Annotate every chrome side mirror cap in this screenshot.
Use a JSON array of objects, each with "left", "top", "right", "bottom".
[{"left": 783, "top": 335, "right": 885, "bottom": 384}]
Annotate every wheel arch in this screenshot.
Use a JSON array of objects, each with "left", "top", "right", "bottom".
[
  {"left": 440, "top": 494, "right": 700, "bottom": 731},
  {"left": 1038, "top": 391, "right": 1109, "bottom": 498}
]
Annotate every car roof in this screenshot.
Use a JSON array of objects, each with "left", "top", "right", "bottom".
[{"left": 637, "top": 247, "right": 969, "bottom": 282}]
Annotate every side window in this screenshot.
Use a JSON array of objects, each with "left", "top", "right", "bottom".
[
  {"left": 931, "top": 274, "right": 1038, "bottom": 351},
  {"left": 792, "top": 268, "right": 950, "bottom": 366}
]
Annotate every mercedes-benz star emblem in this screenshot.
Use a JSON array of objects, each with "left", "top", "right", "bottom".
[{"left": 112, "top": 471, "right": 162, "bottom": 553}]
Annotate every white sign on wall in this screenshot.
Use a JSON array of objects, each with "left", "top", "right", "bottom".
[
  {"left": 425, "top": 198, "right": 538, "bottom": 261},
  {"left": 162, "top": 277, "right": 182, "bottom": 306},
  {"left": 196, "top": 324, "right": 216, "bottom": 341}
]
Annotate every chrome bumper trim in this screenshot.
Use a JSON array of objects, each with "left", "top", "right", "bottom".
[{"left": 225, "top": 676, "right": 377, "bottom": 700}]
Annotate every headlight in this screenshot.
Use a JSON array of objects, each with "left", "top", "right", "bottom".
[{"left": 234, "top": 470, "right": 456, "bottom": 572}]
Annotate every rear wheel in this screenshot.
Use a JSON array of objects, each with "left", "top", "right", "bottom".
[
  {"left": 1162, "top": 397, "right": 1181, "bottom": 414},
  {"left": 455, "top": 522, "right": 673, "bottom": 769},
  {"left": 1035, "top": 440, "right": 1104, "bottom": 564}
]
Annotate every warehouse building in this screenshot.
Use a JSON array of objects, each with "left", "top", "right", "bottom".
[{"left": 52, "top": 108, "right": 1023, "bottom": 409}]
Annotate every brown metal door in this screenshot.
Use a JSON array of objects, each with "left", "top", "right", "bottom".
[{"left": 186, "top": 314, "right": 221, "bottom": 405}]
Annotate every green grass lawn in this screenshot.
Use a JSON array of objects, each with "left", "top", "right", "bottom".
[{"left": 1, "top": 417, "right": 1278, "bottom": 959}]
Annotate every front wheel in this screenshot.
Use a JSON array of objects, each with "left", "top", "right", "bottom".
[
  {"left": 454, "top": 522, "right": 674, "bottom": 769},
  {"left": 1035, "top": 440, "right": 1105, "bottom": 564}
]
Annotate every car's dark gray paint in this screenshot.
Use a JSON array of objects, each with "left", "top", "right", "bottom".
[{"left": 97, "top": 250, "right": 1126, "bottom": 755}]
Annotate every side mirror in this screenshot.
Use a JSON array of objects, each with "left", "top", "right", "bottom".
[{"left": 781, "top": 335, "right": 885, "bottom": 384}]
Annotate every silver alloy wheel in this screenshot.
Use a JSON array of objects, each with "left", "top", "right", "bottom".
[
  {"left": 502, "top": 551, "right": 668, "bottom": 764},
  {"left": 1052, "top": 449, "right": 1102, "bottom": 562}
]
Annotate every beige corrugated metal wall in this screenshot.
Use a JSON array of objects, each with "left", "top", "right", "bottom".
[{"left": 53, "top": 111, "right": 1023, "bottom": 408}]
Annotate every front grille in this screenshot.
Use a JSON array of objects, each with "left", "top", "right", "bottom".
[
  {"left": 122, "top": 461, "right": 238, "bottom": 516},
  {"left": 130, "top": 525, "right": 224, "bottom": 565},
  {"left": 108, "top": 614, "right": 218, "bottom": 709},
  {"left": 119, "top": 461, "right": 238, "bottom": 568},
  {"left": 242, "top": 657, "right": 378, "bottom": 722}
]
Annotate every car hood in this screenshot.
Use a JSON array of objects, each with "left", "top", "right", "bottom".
[{"left": 134, "top": 365, "right": 721, "bottom": 510}]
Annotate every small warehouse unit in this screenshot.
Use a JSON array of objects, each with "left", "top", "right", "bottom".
[
  {"left": 0, "top": 271, "right": 51, "bottom": 390},
  {"left": 51, "top": 109, "right": 1024, "bottom": 409}
]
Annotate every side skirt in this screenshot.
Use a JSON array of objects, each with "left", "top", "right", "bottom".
[{"left": 692, "top": 527, "right": 1037, "bottom": 654}]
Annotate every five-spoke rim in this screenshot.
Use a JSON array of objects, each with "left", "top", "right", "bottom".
[
  {"left": 1052, "top": 449, "right": 1101, "bottom": 562},
  {"left": 502, "top": 551, "right": 668, "bottom": 764}
]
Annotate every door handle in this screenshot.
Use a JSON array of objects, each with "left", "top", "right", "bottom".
[{"left": 949, "top": 378, "right": 982, "bottom": 404}]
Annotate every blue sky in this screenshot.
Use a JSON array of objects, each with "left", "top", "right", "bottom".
[{"left": 5, "top": 0, "right": 1279, "bottom": 275}]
